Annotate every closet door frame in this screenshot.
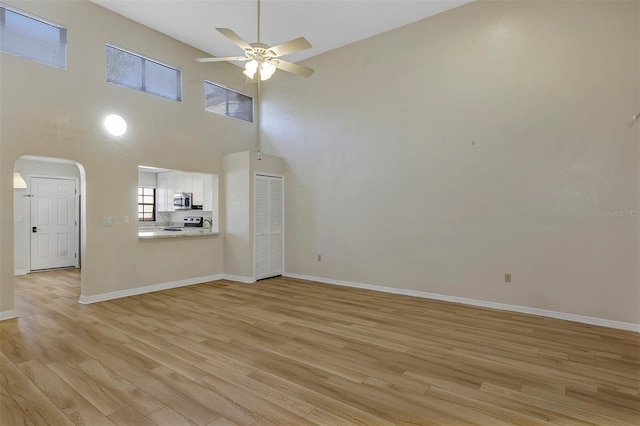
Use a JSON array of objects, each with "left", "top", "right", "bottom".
[{"left": 254, "top": 172, "right": 285, "bottom": 280}]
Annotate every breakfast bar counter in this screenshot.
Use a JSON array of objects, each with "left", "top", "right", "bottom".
[{"left": 138, "top": 227, "right": 220, "bottom": 239}]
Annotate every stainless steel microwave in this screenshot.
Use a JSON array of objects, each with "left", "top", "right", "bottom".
[{"left": 173, "top": 192, "right": 192, "bottom": 210}]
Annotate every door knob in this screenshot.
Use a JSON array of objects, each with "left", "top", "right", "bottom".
[{"left": 32, "top": 226, "right": 38, "bottom": 233}]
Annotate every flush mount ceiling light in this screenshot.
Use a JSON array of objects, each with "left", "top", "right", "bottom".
[
  {"left": 195, "top": 0, "right": 314, "bottom": 81},
  {"left": 104, "top": 114, "right": 127, "bottom": 136},
  {"left": 13, "top": 172, "right": 27, "bottom": 189}
]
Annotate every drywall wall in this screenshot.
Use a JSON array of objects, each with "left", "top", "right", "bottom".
[
  {"left": 223, "top": 151, "right": 252, "bottom": 278},
  {"left": 262, "top": 0, "right": 640, "bottom": 324},
  {"left": 0, "top": 0, "right": 256, "bottom": 313}
]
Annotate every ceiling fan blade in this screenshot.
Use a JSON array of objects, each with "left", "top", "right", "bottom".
[
  {"left": 216, "top": 28, "right": 253, "bottom": 51},
  {"left": 274, "top": 59, "right": 314, "bottom": 78},
  {"left": 270, "top": 37, "right": 312, "bottom": 57},
  {"left": 195, "top": 56, "right": 249, "bottom": 63}
]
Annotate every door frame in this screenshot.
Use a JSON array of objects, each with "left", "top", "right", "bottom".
[
  {"left": 26, "top": 173, "right": 80, "bottom": 273},
  {"left": 253, "top": 172, "right": 285, "bottom": 280}
]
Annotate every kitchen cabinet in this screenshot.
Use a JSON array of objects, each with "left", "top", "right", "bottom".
[
  {"left": 190, "top": 173, "right": 213, "bottom": 210},
  {"left": 157, "top": 172, "right": 175, "bottom": 212},
  {"left": 192, "top": 173, "right": 204, "bottom": 207},
  {"left": 175, "top": 172, "right": 193, "bottom": 194},
  {"left": 156, "top": 171, "right": 214, "bottom": 212},
  {"left": 202, "top": 174, "right": 213, "bottom": 211}
]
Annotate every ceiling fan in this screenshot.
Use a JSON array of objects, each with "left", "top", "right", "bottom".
[{"left": 195, "top": 0, "right": 314, "bottom": 81}]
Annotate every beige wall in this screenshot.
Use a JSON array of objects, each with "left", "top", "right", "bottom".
[
  {"left": 223, "top": 151, "right": 252, "bottom": 278},
  {"left": 262, "top": 0, "right": 640, "bottom": 324},
  {"left": 1, "top": 0, "right": 256, "bottom": 311}
]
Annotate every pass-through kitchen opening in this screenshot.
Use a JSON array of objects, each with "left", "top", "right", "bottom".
[{"left": 138, "top": 165, "right": 219, "bottom": 239}]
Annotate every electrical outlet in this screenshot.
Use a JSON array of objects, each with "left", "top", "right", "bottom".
[
  {"left": 103, "top": 217, "right": 112, "bottom": 227},
  {"left": 317, "top": 254, "right": 322, "bottom": 261},
  {"left": 505, "top": 273, "right": 512, "bottom": 283}
]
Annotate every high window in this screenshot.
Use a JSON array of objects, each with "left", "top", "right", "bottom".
[
  {"left": 138, "top": 187, "right": 156, "bottom": 222},
  {"left": 205, "top": 81, "right": 253, "bottom": 123},
  {"left": 106, "top": 44, "right": 182, "bottom": 102},
  {"left": 0, "top": 5, "right": 67, "bottom": 69}
]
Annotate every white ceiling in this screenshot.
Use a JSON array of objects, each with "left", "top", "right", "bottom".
[{"left": 90, "top": 0, "right": 472, "bottom": 65}]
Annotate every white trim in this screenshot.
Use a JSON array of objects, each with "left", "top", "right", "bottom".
[
  {"left": 283, "top": 272, "right": 640, "bottom": 333},
  {"left": 222, "top": 274, "right": 256, "bottom": 284},
  {"left": 0, "top": 310, "right": 18, "bottom": 321},
  {"left": 14, "top": 269, "right": 27, "bottom": 276},
  {"left": 78, "top": 274, "right": 223, "bottom": 304}
]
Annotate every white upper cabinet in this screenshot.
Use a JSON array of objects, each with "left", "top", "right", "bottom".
[
  {"left": 192, "top": 173, "right": 204, "bottom": 206},
  {"left": 175, "top": 172, "right": 193, "bottom": 194},
  {"left": 155, "top": 170, "right": 214, "bottom": 212},
  {"left": 202, "top": 174, "right": 213, "bottom": 211},
  {"left": 157, "top": 172, "right": 175, "bottom": 212}
]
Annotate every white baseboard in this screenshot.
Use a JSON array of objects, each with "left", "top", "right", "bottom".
[
  {"left": 222, "top": 274, "right": 256, "bottom": 284},
  {"left": 14, "top": 269, "right": 27, "bottom": 276},
  {"left": 283, "top": 272, "right": 640, "bottom": 333},
  {"left": 78, "top": 274, "right": 224, "bottom": 304},
  {"left": 0, "top": 309, "right": 18, "bottom": 321}
]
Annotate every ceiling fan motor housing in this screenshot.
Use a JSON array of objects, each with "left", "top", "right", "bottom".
[{"left": 246, "top": 44, "right": 276, "bottom": 61}]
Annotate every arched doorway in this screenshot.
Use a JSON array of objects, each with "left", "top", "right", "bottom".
[{"left": 13, "top": 156, "right": 87, "bottom": 300}]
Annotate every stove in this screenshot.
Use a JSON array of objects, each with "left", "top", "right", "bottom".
[{"left": 183, "top": 216, "right": 203, "bottom": 228}]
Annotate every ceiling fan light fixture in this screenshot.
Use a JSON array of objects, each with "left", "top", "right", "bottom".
[
  {"left": 244, "top": 59, "right": 258, "bottom": 79},
  {"left": 259, "top": 61, "right": 276, "bottom": 80},
  {"left": 244, "top": 59, "right": 277, "bottom": 81},
  {"left": 245, "top": 59, "right": 258, "bottom": 73},
  {"left": 199, "top": 0, "right": 313, "bottom": 80}
]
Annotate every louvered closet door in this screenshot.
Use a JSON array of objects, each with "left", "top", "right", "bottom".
[{"left": 255, "top": 175, "right": 283, "bottom": 280}]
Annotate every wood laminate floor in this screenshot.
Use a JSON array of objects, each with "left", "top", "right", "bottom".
[{"left": 1, "top": 269, "right": 639, "bottom": 425}]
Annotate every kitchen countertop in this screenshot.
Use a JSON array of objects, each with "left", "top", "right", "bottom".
[{"left": 138, "top": 227, "right": 220, "bottom": 239}]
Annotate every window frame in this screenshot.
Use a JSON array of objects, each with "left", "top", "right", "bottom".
[
  {"left": 0, "top": 3, "right": 67, "bottom": 70},
  {"left": 204, "top": 80, "right": 254, "bottom": 123},
  {"left": 138, "top": 187, "right": 156, "bottom": 222},
  {"left": 106, "top": 43, "right": 183, "bottom": 102}
]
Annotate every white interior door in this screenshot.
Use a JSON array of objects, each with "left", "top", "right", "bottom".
[
  {"left": 30, "top": 177, "right": 77, "bottom": 271},
  {"left": 255, "top": 175, "right": 283, "bottom": 280}
]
